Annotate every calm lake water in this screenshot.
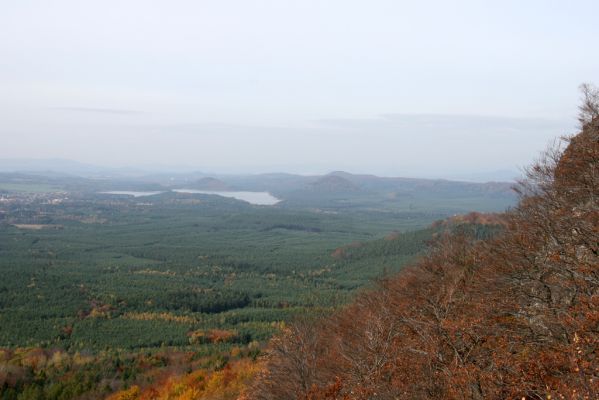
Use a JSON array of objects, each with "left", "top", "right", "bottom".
[
  {"left": 100, "top": 190, "right": 281, "bottom": 205},
  {"left": 172, "top": 189, "right": 280, "bottom": 205},
  {"left": 100, "top": 191, "right": 164, "bottom": 197}
]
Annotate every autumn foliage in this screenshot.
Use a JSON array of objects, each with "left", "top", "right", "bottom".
[
  {"left": 106, "top": 358, "right": 260, "bottom": 400},
  {"left": 247, "top": 113, "right": 599, "bottom": 398}
]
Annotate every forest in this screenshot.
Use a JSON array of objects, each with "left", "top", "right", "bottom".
[{"left": 0, "top": 161, "right": 509, "bottom": 399}]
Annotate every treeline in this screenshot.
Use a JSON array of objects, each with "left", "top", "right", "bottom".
[
  {"left": 0, "top": 345, "right": 261, "bottom": 400},
  {"left": 0, "top": 348, "right": 162, "bottom": 400},
  {"left": 248, "top": 107, "right": 599, "bottom": 398},
  {"left": 155, "top": 289, "right": 251, "bottom": 314}
]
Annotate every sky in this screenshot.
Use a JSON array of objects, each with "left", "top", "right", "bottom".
[{"left": 1, "top": 0, "right": 598, "bottom": 180}]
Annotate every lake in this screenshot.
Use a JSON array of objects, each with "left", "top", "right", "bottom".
[
  {"left": 99, "top": 190, "right": 281, "bottom": 205},
  {"left": 172, "top": 189, "right": 280, "bottom": 205}
]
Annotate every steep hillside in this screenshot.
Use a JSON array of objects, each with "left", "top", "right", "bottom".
[{"left": 248, "top": 120, "right": 599, "bottom": 398}]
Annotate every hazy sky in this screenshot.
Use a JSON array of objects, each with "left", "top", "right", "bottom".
[{"left": 1, "top": 0, "right": 598, "bottom": 179}]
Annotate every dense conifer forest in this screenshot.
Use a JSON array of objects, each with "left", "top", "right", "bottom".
[{"left": 0, "top": 160, "right": 511, "bottom": 398}]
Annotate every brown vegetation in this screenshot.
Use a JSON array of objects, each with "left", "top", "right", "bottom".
[
  {"left": 431, "top": 211, "right": 507, "bottom": 229},
  {"left": 331, "top": 242, "right": 364, "bottom": 260},
  {"left": 107, "top": 358, "right": 260, "bottom": 400},
  {"left": 247, "top": 105, "right": 599, "bottom": 399}
]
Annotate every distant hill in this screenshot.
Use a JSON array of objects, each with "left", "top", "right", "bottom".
[
  {"left": 187, "top": 177, "right": 231, "bottom": 191},
  {"left": 0, "top": 160, "right": 515, "bottom": 198},
  {"left": 0, "top": 158, "right": 106, "bottom": 176},
  {"left": 0, "top": 162, "right": 518, "bottom": 213},
  {"left": 327, "top": 170, "right": 514, "bottom": 196},
  {"left": 306, "top": 175, "right": 360, "bottom": 193}
]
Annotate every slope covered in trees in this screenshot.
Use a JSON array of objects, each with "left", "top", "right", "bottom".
[{"left": 248, "top": 107, "right": 599, "bottom": 398}]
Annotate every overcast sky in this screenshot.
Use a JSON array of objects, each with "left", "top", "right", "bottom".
[{"left": 1, "top": 0, "right": 598, "bottom": 179}]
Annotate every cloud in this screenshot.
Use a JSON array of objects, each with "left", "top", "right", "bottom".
[{"left": 51, "top": 107, "right": 144, "bottom": 115}]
